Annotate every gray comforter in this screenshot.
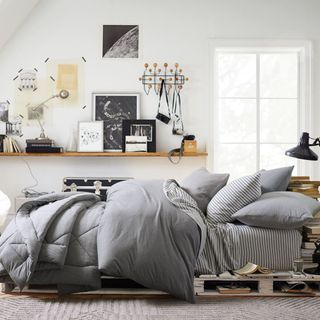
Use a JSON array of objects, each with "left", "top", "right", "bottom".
[{"left": 0, "top": 179, "right": 205, "bottom": 302}]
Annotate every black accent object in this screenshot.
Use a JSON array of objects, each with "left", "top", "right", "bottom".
[
  {"left": 168, "top": 134, "right": 195, "bottom": 164},
  {"left": 156, "top": 80, "right": 171, "bottom": 124},
  {"left": 304, "top": 239, "right": 320, "bottom": 275},
  {"left": 63, "top": 177, "right": 131, "bottom": 201},
  {"left": 285, "top": 132, "right": 319, "bottom": 161},
  {"left": 25, "top": 146, "right": 63, "bottom": 153},
  {"left": 122, "top": 119, "right": 156, "bottom": 152}
]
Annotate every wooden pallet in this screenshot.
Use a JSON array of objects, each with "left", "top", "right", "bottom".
[
  {"left": 194, "top": 272, "right": 320, "bottom": 297},
  {"left": 2, "top": 272, "right": 320, "bottom": 298}
]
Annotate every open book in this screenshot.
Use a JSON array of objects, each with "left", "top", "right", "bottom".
[{"left": 234, "top": 262, "right": 272, "bottom": 276}]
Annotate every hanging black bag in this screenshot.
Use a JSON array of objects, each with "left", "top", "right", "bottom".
[{"left": 156, "top": 79, "right": 171, "bottom": 124}]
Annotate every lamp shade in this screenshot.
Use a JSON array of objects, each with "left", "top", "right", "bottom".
[
  {"left": 0, "top": 190, "right": 10, "bottom": 228},
  {"left": 285, "top": 132, "right": 318, "bottom": 161}
]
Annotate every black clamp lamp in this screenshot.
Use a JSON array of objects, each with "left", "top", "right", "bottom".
[
  {"left": 286, "top": 132, "right": 320, "bottom": 274},
  {"left": 285, "top": 132, "right": 319, "bottom": 161}
]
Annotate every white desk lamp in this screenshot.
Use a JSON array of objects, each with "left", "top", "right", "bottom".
[
  {"left": 32, "top": 89, "right": 69, "bottom": 140},
  {"left": 0, "top": 191, "right": 11, "bottom": 230}
]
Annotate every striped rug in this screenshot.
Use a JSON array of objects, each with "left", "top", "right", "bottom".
[{"left": 0, "top": 296, "right": 319, "bottom": 320}]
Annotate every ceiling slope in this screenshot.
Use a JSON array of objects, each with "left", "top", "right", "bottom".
[{"left": 0, "top": 0, "right": 41, "bottom": 51}]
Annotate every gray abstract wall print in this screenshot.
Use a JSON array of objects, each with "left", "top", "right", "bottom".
[{"left": 103, "top": 25, "right": 139, "bottom": 58}]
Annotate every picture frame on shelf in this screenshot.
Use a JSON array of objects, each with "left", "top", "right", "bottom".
[
  {"left": 78, "top": 121, "right": 104, "bottom": 152},
  {"left": 122, "top": 119, "right": 156, "bottom": 152},
  {"left": 93, "top": 93, "right": 140, "bottom": 152}
]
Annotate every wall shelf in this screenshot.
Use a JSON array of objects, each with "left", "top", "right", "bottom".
[{"left": 0, "top": 152, "right": 208, "bottom": 158}]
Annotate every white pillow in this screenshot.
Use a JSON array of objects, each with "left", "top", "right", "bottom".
[{"left": 207, "top": 172, "right": 261, "bottom": 226}]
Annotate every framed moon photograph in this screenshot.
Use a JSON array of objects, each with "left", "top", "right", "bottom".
[
  {"left": 122, "top": 119, "right": 156, "bottom": 152},
  {"left": 78, "top": 121, "right": 104, "bottom": 152},
  {"left": 102, "top": 25, "right": 140, "bottom": 58},
  {"left": 92, "top": 93, "right": 140, "bottom": 151}
]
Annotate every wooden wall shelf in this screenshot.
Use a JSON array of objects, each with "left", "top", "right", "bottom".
[{"left": 0, "top": 152, "right": 208, "bottom": 158}]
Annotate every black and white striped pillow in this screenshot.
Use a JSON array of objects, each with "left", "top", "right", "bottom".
[{"left": 207, "top": 172, "right": 261, "bottom": 226}]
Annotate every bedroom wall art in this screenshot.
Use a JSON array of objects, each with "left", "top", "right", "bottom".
[
  {"left": 102, "top": 25, "right": 139, "bottom": 58},
  {"left": 122, "top": 119, "right": 156, "bottom": 152},
  {"left": 92, "top": 93, "right": 140, "bottom": 152},
  {"left": 0, "top": 102, "right": 9, "bottom": 122},
  {"left": 78, "top": 121, "right": 104, "bottom": 152}
]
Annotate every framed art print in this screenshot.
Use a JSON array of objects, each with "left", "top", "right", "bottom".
[
  {"left": 78, "top": 121, "right": 104, "bottom": 152},
  {"left": 92, "top": 93, "right": 140, "bottom": 151},
  {"left": 122, "top": 119, "right": 156, "bottom": 152},
  {"left": 102, "top": 25, "right": 139, "bottom": 58}
]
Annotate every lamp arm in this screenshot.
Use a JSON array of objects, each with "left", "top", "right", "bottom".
[
  {"left": 309, "top": 137, "right": 320, "bottom": 146},
  {"left": 32, "top": 94, "right": 59, "bottom": 112}
]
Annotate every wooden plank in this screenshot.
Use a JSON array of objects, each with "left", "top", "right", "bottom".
[{"left": 0, "top": 152, "right": 208, "bottom": 158}]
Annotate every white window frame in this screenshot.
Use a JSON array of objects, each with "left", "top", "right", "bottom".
[{"left": 208, "top": 39, "right": 313, "bottom": 177}]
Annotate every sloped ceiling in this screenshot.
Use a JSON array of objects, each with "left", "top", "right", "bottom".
[{"left": 0, "top": 0, "right": 41, "bottom": 51}]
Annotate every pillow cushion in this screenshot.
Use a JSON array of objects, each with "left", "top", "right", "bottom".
[
  {"left": 180, "top": 168, "right": 229, "bottom": 213},
  {"left": 207, "top": 172, "right": 261, "bottom": 225},
  {"left": 233, "top": 191, "right": 320, "bottom": 229},
  {"left": 260, "top": 166, "right": 294, "bottom": 193}
]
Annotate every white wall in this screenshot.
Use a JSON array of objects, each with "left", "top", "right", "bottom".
[{"left": 1, "top": 0, "right": 320, "bottom": 213}]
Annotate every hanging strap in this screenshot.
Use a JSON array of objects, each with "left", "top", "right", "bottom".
[
  {"left": 157, "top": 79, "right": 171, "bottom": 118},
  {"left": 172, "top": 91, "right": 184, "bottom": 135}
]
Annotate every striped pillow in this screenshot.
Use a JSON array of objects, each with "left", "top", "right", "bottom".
[{"left": 207, "top": 172, "right": 261, "bottom": 226}]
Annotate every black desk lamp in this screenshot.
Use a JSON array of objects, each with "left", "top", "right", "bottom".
[
  {"left": 285, "top": 132, "right": 319, "bottom": 161},
  {"left": 286, "top": 132, "right": 320, "bottom": 274}
]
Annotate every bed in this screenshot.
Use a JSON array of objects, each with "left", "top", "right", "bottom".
[
  {"left": 196, "top": 223, "right": 301, "bottom": 275},
  {"left": 0, "top": 177, "right": 305, "bottom": 302}
]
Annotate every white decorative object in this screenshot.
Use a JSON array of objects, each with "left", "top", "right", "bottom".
[
  {"left": 0, "top": 191, "right": 11, "bottom": 229},
  {"left": 78, "top": 121, "right": 104, "bottom": 152},
  {"left": 67, "top": 128, "right": 78, "bottom": 151}
]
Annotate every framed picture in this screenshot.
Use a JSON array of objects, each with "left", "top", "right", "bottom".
[
  {"left": 92, "top": 93, "right": 140, "bottom": 151},
  {"left": 122, "top": 119, "right": 156, "bottom": 152},
  {"left": 0, "top": 102, "right": 9, "bottom": 122},
  {"left": 78, "top": 121, "right": 104, "bottom": 152},
  {"left": 103, "top": 25, "right": 139, "bottom": 58}
]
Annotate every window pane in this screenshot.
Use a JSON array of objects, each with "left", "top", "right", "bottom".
[
  {"left": 260, "top": 53, "right": 298, "bottom": 98},
  {"left": 260, "top": 144, "right": 297, "bottom": 173},
  {"left": 218, "top": 53, "right": 256, "bottom": 98},
  {"left": 260, "top": 99, "right": 298, "bottom": 143},
  {"left": 214, "top": 144, "right": 257, "bottom": 179},
  {"left": 218, "top": 99, "right": 256, "bottom": 143}
]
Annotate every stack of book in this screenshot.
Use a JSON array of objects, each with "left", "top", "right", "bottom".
[
  {"left": 302, "top": 222, "right": 320, "bottom": 263},
  {"left": 26, "top": 139, "right": 63, "bottom": 153},
  {"left": 1, "top": 136, "right": 22, "bottom": 153}
]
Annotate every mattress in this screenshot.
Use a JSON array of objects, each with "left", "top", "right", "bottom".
[{"left": 196, "top": 223, "right": 302, "bottom": 275}]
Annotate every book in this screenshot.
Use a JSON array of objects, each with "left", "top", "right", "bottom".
[
  {"left": 26, "top": 138, "right": 54, "bottom": 145},
  {"left": 217, "top": 285, "right": 251, "bottom": 294},
  {"left": 304, "top": 225, "right": 320, "bottom": 235},
  {"left": 234, "top": 262, "right": 272, "bottom": 275},
  {"left": 302, "top": 242, "right": 316, "bottom": 249},
  {"left": 278, "top": 281, "right": 314, "bottom": 295},
  {"left": 26, "top": 146, "right": 63, "bottom": 153}
]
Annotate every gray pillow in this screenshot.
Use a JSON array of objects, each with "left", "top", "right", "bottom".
[
  {"left": 233, "top": 191, "right": 320, "bottom": 229},
  {"left": 181, "top": 168, "right": 229, "bottom": 212},
  {"left": 260, "top": 166, "right": 294, "bottom": 193},
  {"left": 207, "top": 172, "right": 261, "bottom": 225}
]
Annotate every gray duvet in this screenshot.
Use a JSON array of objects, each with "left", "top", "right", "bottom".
[{"left": 0, "top": 179, "right": 205, "bottom": 302}]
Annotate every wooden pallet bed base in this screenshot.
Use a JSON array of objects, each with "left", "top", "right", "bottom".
[{"left": 2, "top": 272, "right": 320, "bottom": 298}]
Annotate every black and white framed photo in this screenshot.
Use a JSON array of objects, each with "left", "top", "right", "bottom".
[
  {"left": 78, "top": 121, "right": 104, "bottom": 152},
  {"left": 102, "top": 25, "right": 139, "bottom": 58},
  {"left": 0, "top": 102, "right": 9, "bottom": 122},
  {"left": 93, "top": 93, "right": 140, "bottom": 151},
  {"left": 122, "top": 119, "right": 156, "bottom": 152}
]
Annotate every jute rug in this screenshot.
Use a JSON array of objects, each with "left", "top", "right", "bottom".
[{"left": 0, "top": 294, "right": 319, "bottom": 320}]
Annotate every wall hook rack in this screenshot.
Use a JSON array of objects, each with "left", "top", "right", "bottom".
[{"left": 139, "top": 63, "right": 189, "bottom": 95}]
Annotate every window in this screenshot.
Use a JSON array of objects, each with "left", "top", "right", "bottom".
[{"left": 211, "top": 41, "right": 311, "bottom": 179}]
